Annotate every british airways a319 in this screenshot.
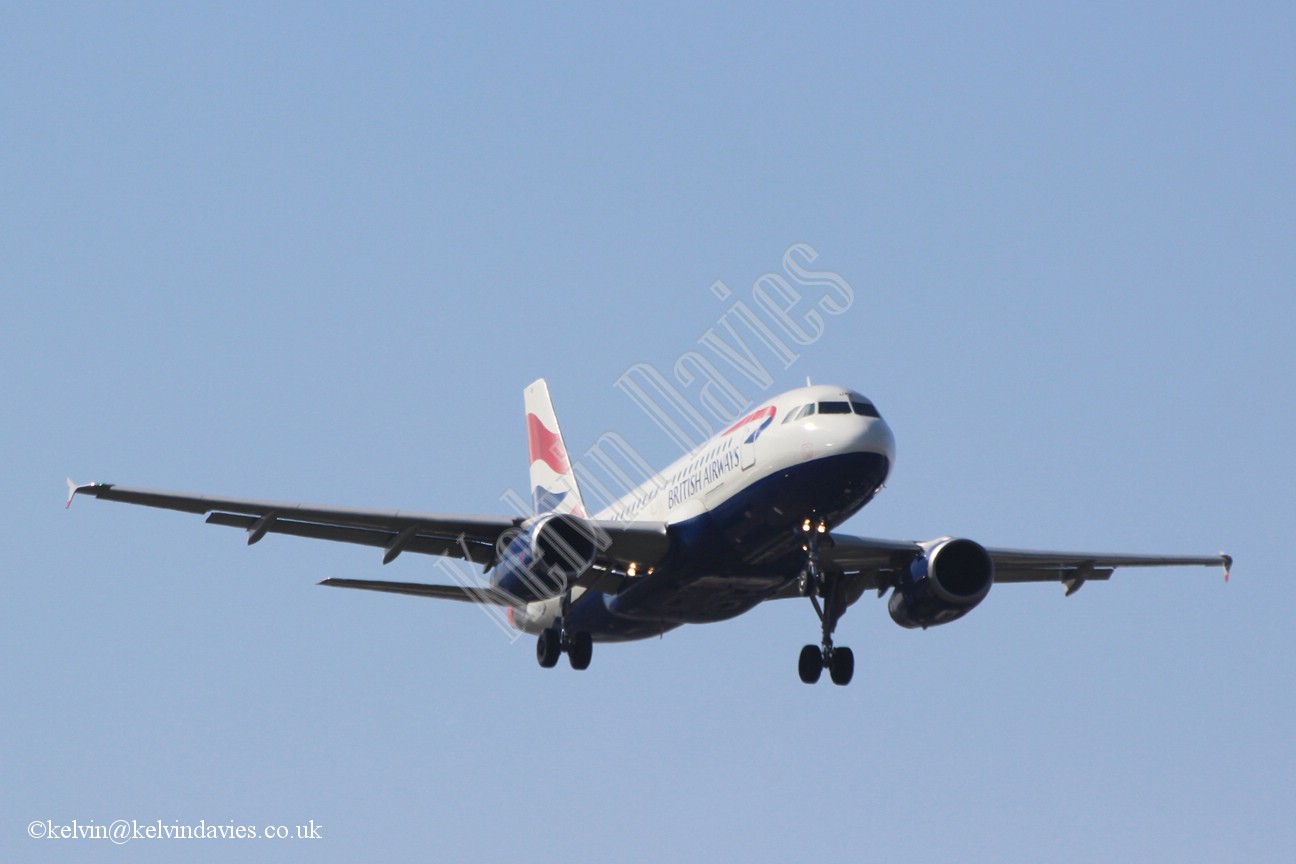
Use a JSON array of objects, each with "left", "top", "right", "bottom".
[{"left": 68, "top": 379, "right": 1229, "bottom": 685}]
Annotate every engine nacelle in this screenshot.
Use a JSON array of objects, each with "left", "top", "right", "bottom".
[
  {"left": 490, "top": 513, "right": 600, "bottom": 603},
  {"left": 888, "top": 537, "right": 994, "bottom": 629}
]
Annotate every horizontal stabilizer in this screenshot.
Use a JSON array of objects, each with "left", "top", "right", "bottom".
[{"left": 319, "top": 578, "right": 517, "bottom": 605}]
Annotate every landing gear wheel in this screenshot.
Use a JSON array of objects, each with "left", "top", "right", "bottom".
[
  {"left": 798, "top": 644, "right": 823, "bottom": 684},
  {"left": 828, "top": 646, "right": 854, "bottom": 686},
  {"left": 567, "top": 631, "right": 593, "bottom": 670},
  {"left": 536, "top": 629, "right": 561, "bottom": 668}
]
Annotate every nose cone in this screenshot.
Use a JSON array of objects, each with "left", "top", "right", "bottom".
[
  {"left": 858, "top": 415, "right": 896, "bottom": 469},
  {"left": 808, "top": 411, "right": 895, "bottom": 466},
  {"left": 796, "top": 412, "right": 894, "bottom": 487}
]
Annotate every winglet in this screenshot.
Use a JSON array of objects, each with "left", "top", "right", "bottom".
[
  {"left": 65, "top": 479, "right": 105, "bottom": 508},
  {"left": 1222, "top": 553, "right": 1233, "bottom": 583}
]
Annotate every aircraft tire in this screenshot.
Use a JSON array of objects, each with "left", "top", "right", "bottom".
[
  {"left": 568, "top": 632, "right": 593, "bottom": 670},
  {"left": 828, "top": 646, "right": 854, "bottom": 686},
  {"left": 798, "top": 644, "right": 823, "bottom": 684},
  {"left": 537, "top": 629, "right": 562, "bottom": 668}
]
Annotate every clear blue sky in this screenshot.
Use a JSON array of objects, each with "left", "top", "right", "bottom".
[{"left": 4, "top": 3, "right": 1293, "bottom": 862}]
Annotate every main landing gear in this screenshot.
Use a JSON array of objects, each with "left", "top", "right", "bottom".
[
  {"left": 798, "top": 519, "right": 855, "bottom": 686},
  {"left": 535, "top": 593, "right": 593, "bottom": 671},
  {"left": 536, "top": 628, "right": 593, "bottom": 670}
]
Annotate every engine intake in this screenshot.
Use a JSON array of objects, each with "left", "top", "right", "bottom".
[
  {"left": 491, "top": 513, "right": 600, "bottom": 602},
  {"left": 888, "top": 537, "right": 993, "bottom": 629}
]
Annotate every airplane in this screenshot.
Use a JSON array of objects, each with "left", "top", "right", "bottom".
[{"left": 67, "top": 379, "right": 1230, "bottom": 685}]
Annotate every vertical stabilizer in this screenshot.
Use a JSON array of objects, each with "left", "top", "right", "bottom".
[{"left": 524, "top": 379, "right": 587, "bottom": 517}]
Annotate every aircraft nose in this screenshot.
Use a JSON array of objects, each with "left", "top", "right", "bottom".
[{"left": 856, "top": 416, "right": 896, "bottom": 466}]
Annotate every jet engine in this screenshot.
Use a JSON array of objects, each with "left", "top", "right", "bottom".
[
  {"left": 888, "top": 537, "right": 993, "bottom": 629},
  {"left": 491, "top": 513, "right": 600, "bottom": 603}
]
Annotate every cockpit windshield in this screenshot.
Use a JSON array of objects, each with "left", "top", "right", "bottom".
[
  {"left": 782, "top": 403, "right": 815, "bottom": 423},
  {"left": 851, "top": 400, "right": 879, "bottom": 418},
  {"left": 781, "top": 398, "right": 881, "bottom": 422}
]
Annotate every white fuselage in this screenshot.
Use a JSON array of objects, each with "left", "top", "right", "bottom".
[
  {"left": 513, "top": 385, "right": 896, "bottom": 635},
  {"left": 600, "top": 384, "right": 896, "bottom": 526}
]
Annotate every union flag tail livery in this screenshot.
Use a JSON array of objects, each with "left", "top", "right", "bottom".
[{"left": 524, "top": 378, "right": 587, "bottom": 517}]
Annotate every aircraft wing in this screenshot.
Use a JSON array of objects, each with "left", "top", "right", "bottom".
[
  {"left": 820, "top": 534, "right": 1230, "bottom": 595},
  {"left": 982, "top": 546, "right": 1231, "bottom": 589},
  {"left": 67, "top": 482, "right": 670, "bottom": 574}
]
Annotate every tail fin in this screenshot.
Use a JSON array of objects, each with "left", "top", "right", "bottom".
[{"left": 524, "top": 379, "right": 587, "bottom": 517}]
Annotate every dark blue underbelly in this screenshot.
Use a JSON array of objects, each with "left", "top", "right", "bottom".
[{"left": 570, "top": 451, "right": 890, "bottom": 640}]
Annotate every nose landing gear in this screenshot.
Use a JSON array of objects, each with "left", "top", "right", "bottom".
[
  {"left": 799, "top": 642, "right": 854, "bottom": 686},
  {"left": 797, "top": 518, "right": 855, "bottom": 686}
]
